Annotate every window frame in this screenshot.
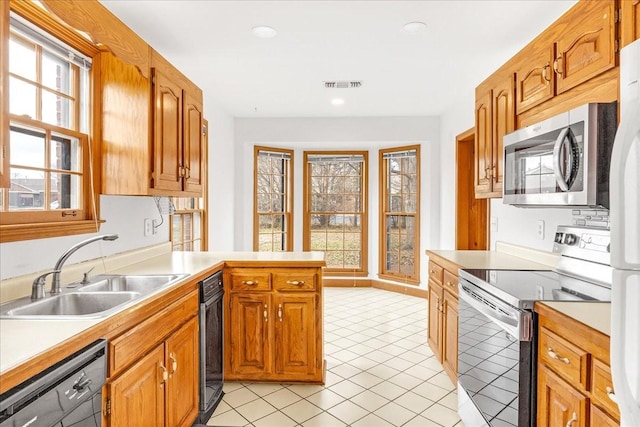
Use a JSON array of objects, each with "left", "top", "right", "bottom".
[
  {"left": 1, "top": 2, "right": 101, "bottom": 243},
  {"left": 170, "top": 199, "right": 204, "bottom": 252},
  {"left": 378, "top": 144, "right": 421, "bottom": 285},
  {"left": 303, "top": 150, "right": 368, "bottom": 276},
  {"left": 253, "top": 146, "right": 294, "bottom": 252}
]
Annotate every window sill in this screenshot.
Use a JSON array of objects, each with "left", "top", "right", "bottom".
[
  {"left": 378, "top": 273, "right": 420, "bottom": 286},
  {"left": 0, "top": 220, "right": 105, "bottom": 243}
]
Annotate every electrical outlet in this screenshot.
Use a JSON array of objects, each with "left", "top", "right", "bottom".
[
  {"left": 537, "top": 220, "right": 545, "bottom": 239},
  {"left": 144, "top": 218, "right": 152, "bottom": 237},
  {"left": 152, "top": 219, "right": 159, "bottom": 235}
]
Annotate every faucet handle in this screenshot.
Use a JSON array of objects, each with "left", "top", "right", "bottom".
[
  {"left": 81, "top": 267, "right": 95, "bottom": 285},
  {"left": 32, "top": 271, "right": 59, "bottom": 300}
]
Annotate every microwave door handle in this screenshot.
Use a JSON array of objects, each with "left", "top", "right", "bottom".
[{"left": 553, "top": 127, "right": 572, "bottom": 191}]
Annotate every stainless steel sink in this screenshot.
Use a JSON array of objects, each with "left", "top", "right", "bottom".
[
  {"left": 72, "top": 274, "right": 188, "bottom": 294},
  {"left": 0, "top": 273, "right": 189, "bottom": 320},
  {"left": 0, "top": 292, "right": 141, "bottom": 319}
]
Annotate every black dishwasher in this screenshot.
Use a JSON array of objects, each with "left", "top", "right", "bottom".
[
  {"left": 197, "top": 270, "right": 224, "bottom": 423},
  {"left": 0, "top": 339, "right": 107, "bottom": 427}
]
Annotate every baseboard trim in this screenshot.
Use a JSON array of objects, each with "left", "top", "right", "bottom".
[{"left": 323, "top": 277, "right": 428, "bottom": 299}]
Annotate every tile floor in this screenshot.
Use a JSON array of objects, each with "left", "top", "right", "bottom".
[{"left": 207, "top": 287, "right": 465, "bottom": 427}]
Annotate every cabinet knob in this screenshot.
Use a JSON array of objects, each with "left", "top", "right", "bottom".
[
  {"left": 606, "top": 386, "right": 617, "bottom": 402},
  {"left": 565, "top": 411, "right": 577, "bottom": 427},
  {"left": 264, "top": 304, "right": 268, "bottom": 322},
  {"left": 169, "top": 353, "right": 178, "bottom": 374},
  {"left": 547, "top": 348, "right": 570, "bottom": 364},
  {"left": 286, "top": 280, "right": 305, "bottom": 286},
  {"left": 278, "top": 303, "right": 283, "bottom": 322},
  {"left": 242, "top": 280, "right": 259, "bottom": 285}
]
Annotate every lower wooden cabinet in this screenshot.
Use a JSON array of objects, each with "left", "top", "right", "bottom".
[
  {"left": 426, "top": 252, "right": 460, "bottom": 385},
  {"left": 535, "top": 303, "right": 620, "bottom": 427},
  {"left": 105, "top": 290, "right": 200, "bottom": 426},
  {"left": 224, "top": 266, "right": 324, "bottom": 383}
]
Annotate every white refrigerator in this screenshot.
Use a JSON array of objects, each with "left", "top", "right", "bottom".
[{"left": 610, "top": 37, "right": 640, "bottom": 427}]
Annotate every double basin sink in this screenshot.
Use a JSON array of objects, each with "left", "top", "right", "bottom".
[{"left": 0, "top": 274, "right": 189, "bottom": 320}]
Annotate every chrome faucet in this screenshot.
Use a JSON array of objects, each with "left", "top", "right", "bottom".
[{"left": 49, "top": 234, "right": 119, "bottom": 295}]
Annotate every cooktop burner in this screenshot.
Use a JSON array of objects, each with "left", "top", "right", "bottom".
[{"left": 459, "top": 268, "right": 611, "bottom": 310}]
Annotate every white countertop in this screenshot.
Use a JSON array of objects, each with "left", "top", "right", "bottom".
[
  {"left": 0, "top": 250, "right": 324, "bottom": 376},
  {"left": 426, "top": 249, "right": 556, "bottom": 270},
  {"left": 539, "top": 301, "right": 611, "bottom": 336}
]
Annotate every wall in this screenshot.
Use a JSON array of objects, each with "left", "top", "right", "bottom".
[
  {"left": 0, "top": 195, "right": 168, "bottom": 280},
  {"left": 205, "top": 98, "right": 236, "bottom": 251},
  {"left": 234, "top": 117, "right": 440, "bottom": 288}
]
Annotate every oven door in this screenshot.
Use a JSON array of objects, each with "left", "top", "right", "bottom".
[
  {"left": 200, "top": 287, "right": 224, "bottom": 415},
  {"left": 458, "top": 279, "right": 534, "bottom": 427}
]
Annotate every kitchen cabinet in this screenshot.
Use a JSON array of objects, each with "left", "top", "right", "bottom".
[
  {"left": 426, "top": 252, "right": 460, "bottom": 384},
  {"left": 224, "top": 266, "right": 324, "bottom": 383},
  {"left": 535, "top": 303, "right": 620, "bottom": 427},
  {"left": 0, "top": 0, "right": 8, "bottom": 188},
  {"left": 105, "top": 290, "right": 199, "bottom": 427},
  {"left": 98, "top": 50, "right": 205, "bottom": 196},
  {"left": 622, "top": 0, "right": 640, "bottom": 47},
  {"left": 514, "top": 0, "right": 617, "bottom": 114},
  {"left": 474, "top": 70, "right": 514, "bottom": 198}
]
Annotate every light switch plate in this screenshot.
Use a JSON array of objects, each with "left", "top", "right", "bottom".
[{"left": 144, "top": 218, "right": 153, "bottom": 237}]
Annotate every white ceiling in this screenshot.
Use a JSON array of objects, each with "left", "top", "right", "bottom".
[{"left": 99, "top": 0, "right": 577, "bottom": 118}]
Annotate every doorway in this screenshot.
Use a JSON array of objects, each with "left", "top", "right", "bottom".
[{"left": 455, "top": 128, "right": 488, "bottom": 250}]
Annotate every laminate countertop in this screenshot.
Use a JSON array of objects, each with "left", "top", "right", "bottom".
[
  {"left": 0, "top": 251, "right": 325, "bottom": 379},
  {"left": 537, "top": 301, "right": 611, "bottom": 336},
  {"left": 426, "top": 249, "right": 556, "bottom": 270}
]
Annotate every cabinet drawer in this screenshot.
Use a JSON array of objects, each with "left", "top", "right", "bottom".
[
  {"left": 428, "top": 261, "right": 444, "bottom": 285},
  {"left": 109, "top": 290, "right": 198, "bottom": 375},
  {"left": 592, "top": 358, "right": 620, "bottom": 420},
  {"left": 229, "top": 270, "right": 272, "bottom": 291},
  {"left": 273, "top": 270, "right": 317, "bottom": 291},
  {"left": 443, "top": 270, "right": 458, "bottom": 296},
  {"left": 539, "top": 327, "right": 588, "bottom": 389}
]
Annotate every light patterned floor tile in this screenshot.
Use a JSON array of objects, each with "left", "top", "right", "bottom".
[
  {"left": 439, "top": 391, "right": 459, "bottom": 411},
  {"left": 326, "top": 400, "right": 369, "bottom": 425},
  {"left": 349, "top": 389, "right": 391, "bottom": 412},
  {"left": 306, "top": 388, "right": 346, "bottom": 410},
  {"left": 373, "top": 401, "right": 418, "bottom": 426},
  {"left": 206, "top": 409, "right": 249, "bottom": 426},
  {"left": 235, "top": 398, "right": 276, "bottom": 422},
  {"left": 351, "top": 413, "right": 395, "bottom": 427},
  {"left": 262, "top": 387, "right": 302, "bottom": 409},
  {"left": 224, "top": 387, "right": 260, "bottom": 407},
  {"left": 210, "top": 400, "right": 232, "bottom": 416},
  {"left": 394, "top": 390, "right": 435, "bottom": 413},
  {"left": 330, "top": 362, "right": 363, "bottom": 379},
  {"left": 280, "top": 399, "right": 323, "bottom": 424},
  {"left": 403, "top": 414, "right": 446, "bottom": 426},
  {"left": 244, "top": 383, "right": 284, "bottom": 397},
  {"left": 412, "top": 381, "right": 451, "bottom": 402},
  {"left": 222, "top": 382, "right": 244, "bottom": 393},
  {"left": 429, "top": 371, "right": 457, "bottom": 391},
  {"left": 300, "top": 411, "right": 347, "bottom": 427},
  {"left": 367, "top": 364, "right": 400, "bottom": 380},
  {"left": 369, "top": 381, "right": 409, "bottom": 400},
  {"left": 252, "top": 410, "right": 298, "bottom": 427},
  {"left": 328, "top": 379, "right": 366, "bottom": 399},
  {"left": 422, "top": 402, "right": 463, "bottom": 427},
  {"left": 287, "top": 384, "right": 325, "bottom": 398},
  {"left": 349, "top": 371, "right": 385, "bottom": 388}
]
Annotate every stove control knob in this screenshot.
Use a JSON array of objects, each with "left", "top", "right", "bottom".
[{"left": 564, "top": 233, "right": 578, "bottom": 245}]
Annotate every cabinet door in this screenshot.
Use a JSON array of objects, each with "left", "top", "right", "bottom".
[
  {"left": 274, "top": 293, "right": 317, "bottom": 376},
  {"left": 229, "top": 293, "right": 271, "bottom": 375},
  {"left": 537, "top": 365, "right": 588, "bottom": 427},
  {"left": 554, "top": 0, "right": 616, "bottom": 94},
  {"left": 474, "top": 89, "right": 493, "bottom": 198},
  {"left": 166, "top": 316, "right": 199, "bottom": 427},
  {"left": 427, "top": 279, "right": 443, "bottom": 362},
  {"left": 622, "top": 0, "right": 640, "bottom": 47},
  {"left": 0, "top": 0, "right": 8, "bottom": 188},
  {"left": 516, "top": 44, "right": 555, "bottom": 113},
  {"left": 108, "top": 345, "right": 165, "bottom": 427},
  {"left": 183, "top": 92, "right": 203, "bottom": 195},
  {"left": 491, "top": 74, "right": 514, "bottom": 197},
  {"left": 590, "top": 404, "right": 619, "bottom": 427},
  {"left": 152, "top": 67, "right": 183, "bottom": 192},
  {"left": 442, "top": 289, "right": 458, "bottom": 385}
]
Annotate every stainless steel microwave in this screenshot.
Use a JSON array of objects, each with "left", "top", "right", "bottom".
[{"left": 502, "top": 102, "right": 617, "bottom": 208}]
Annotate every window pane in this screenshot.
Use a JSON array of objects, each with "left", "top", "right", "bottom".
[
  {"left": 10, "top": 127, "right": 45, "bottom": 169},
  {"left": 42, "top": 91, "right": 72, "bottom": 128},
  {"left": 184, "top": 214, "right": 192, "bottom": 242},
  {"left": 9, "top": 77, "right": 36, "bottom": 118},
  {"left": 9, "top": 37, "right": 36, "bottom": 80},
  {"left": 173, "top": 215, "right": 182, "bottom": 242},
  {"left": 42, "top": 51, "right": 72, "bottom": 95},
  {"left": 9, "top": 167, "right": 45, "bottom": 210},
  {"left": 193, "top": 212, "right": 201, "bottom": 239},
  {"left": 51, "top": 134, "right": 80, "bottom": 172},
  {"left": 51, "top": 172, "right": 80, "bottom": 209}
]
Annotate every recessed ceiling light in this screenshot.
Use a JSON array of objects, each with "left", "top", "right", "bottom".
[
  {"left": 402, "top": 21, "right": 427, "bottom": 34},
  {"left": 331, "top": 98, "right": 345, "bottom": 106},
  {"left": 252, "top": 26, "right": 277, "bottom": 38}
]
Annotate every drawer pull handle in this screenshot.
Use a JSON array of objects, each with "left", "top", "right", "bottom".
[
  {"left": 278, "top": 303, "right": 283, "bottom": 322},
  {"left": 159, "top": 363, "right": 168, "bottom": 383},
  {"left": 242, "top": 280, "right": 259, "bottom": 285},
  {"left": 447, "top": 281, "right": 454, "bottom": 287},
  {"left": 547, "top": 348, "right": 570, "bottom": 364},
  {"left": 430, "top": 269, "right": 436, "bottom": 274},
  {"left": 169, "top": 353, "right": 178, "bottom": 374},
  {"left": 264, "top": 304, "right": 268, "bottom": 322},
  {"left": 565, "top": 411, "right": 577, "bottom": 427},
  {"left": 286, "top": 280, "right": 305, "bottom": 286},
  {"left": 606, "top": 386, "right": 617, "bottom": 402}
]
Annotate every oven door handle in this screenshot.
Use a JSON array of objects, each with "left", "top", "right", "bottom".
[{"left": 458, "top": 281, "right": 532, "bottom": 341}]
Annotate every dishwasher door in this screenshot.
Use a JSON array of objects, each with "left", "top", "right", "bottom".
[{"left": 0, "top": 339, "right": 107, "bottom": 427}]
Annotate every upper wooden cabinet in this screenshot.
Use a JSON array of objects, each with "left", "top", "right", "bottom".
[
  {"left": 622, "top": 0, "right": 640, "bottom": 47},
  {"left": 515, "top": 0, "right": 617, "bottom": 114},
  {"left": 474, "top": 70, "right": 514, "bottom": 199},
  {"left": 0, "top": 0, "right": 9, "bottom": 189},
  {"left": 99, "top": 50, "right": 205, "bottom": 196}
]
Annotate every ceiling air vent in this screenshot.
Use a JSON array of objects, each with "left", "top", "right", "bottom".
[{"left": 324, "top": 81, "right": 363, "bottom": 89}]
